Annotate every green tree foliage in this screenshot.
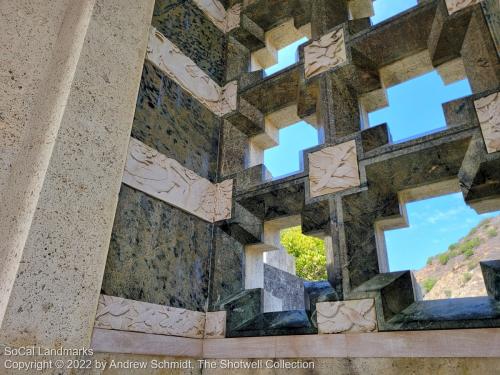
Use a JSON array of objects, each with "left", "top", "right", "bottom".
[
  {"left": 280, "top": 226, "right": 327, "bottom": 281},
  {"left": 438, "top": 253, "right": 450, "bottom": 265},
  {"left": 422, "top": 277, "right": 437, "bottom": 293},
  {"left": 487, "top": 228, "right": 498, "bottom": 238}
]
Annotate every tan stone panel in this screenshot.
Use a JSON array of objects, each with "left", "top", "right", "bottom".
[
  {"left": 379, "top": 50, "right": 433, "bottom": 88},
  {"left": 91, "top": 328, "right": 203, "bottom": 357},
  {"left": 305, "top": 28, "right": 347, "bottom": 79},
  {"left": 250, "top": 19, "right": 310, "bottom": 72},
  {"left": 205, "top": 311, "right": 227, "bottom": 339},
  {"left": 89, "top": 329, "right": 500, "bottom": 359},
  {"left": 214, "top": 179, "right": 234, "bottom": 222},
  {"left": 146, "top": 27, "right": 237, "bottom": 116},
  {"left": 308, "top": 140, "right": 361, "bottom": 197},
  {"left": 474, "top": 92, "right": 500, "bottom": 153},
  {"left": 349, "top": 0, "right": 375, "bottom": 19},
  {"left": 123, "top": 138, "right": 233, "bottom": 222},
  {"left": 359, "top": 88, "right": 389, "bottom": 114},
  {"left": 437, "top": 58, "right": 467, "bottom": 85},
  {"left": 251, "top": 45, "right": 278, "bottom": 71},
  {"left": 266, "top": 18, "right": 308, "bottom": 50},
  {"left": 265, "top": 104, "right": 302, "bottom": 129},
  {"left": 317, "top": 299, "right": 378, "bottom": 334},
  {"left": 193, "top": 0, "right": 241, "bottom": 33},
  {"left": 0, "top": 0, "right": 155, "bottom": 348},
  {"left": 95, "top": 295, "right": 205, "bottom": 339},
  {"left": 445, "top": 0, "right": 484, "bottom": 15}
]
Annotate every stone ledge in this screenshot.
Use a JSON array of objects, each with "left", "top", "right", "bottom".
[{"left": 91, "top": 328, "right": 500, "bottom": 358}]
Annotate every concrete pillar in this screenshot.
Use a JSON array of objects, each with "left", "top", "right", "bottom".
[{"left": 0, "top": 0, "right": 155, "bottom": 348}]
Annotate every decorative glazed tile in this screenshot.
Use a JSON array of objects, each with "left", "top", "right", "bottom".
[
  {"left": 123, "top": 138, "right": 233, "bottom": 222},
  {"left": 445, "top": 0, "right": 483, "bottom": 15},
  {"left": 308, "top": 140, "right": 361, "bottom": 197},
  {"left": 304, "top": 28, "right": 347, "bottom": 79},
  {"left": 475, "top": 92, "right": 500, "bottom": 153},
  {"left": 193, "top": 0, "right": 241, "bottom": 32},
  {"left": 317, "top": 299, "right": 377, "bottom": 334},
  {"left": 204, "top": 311, "right": 227, "bottom": 338},
  {"left": 146, "top": 27, "right": 237, "bottom": 116},
  {"left": 95, "top": 295, "right": 205, "bottom": 339}
]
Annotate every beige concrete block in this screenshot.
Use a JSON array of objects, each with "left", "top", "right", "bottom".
[
  {"left": 266, "top": 104, "right": 302, "bottom": 129},
  {"left": 0, "top": 0, "right": 155, "bottom": 348},
  {"left": 379, "top": 50, "right": 433, "bottom": 88},
  {"left": 266, "top": 18, "right": 308, "bottom": 50},
  {"left": 123, "top": 138, "right": 233, "bottom": 222},
  {"left": 244, "top": 247, "right": 265, "bottom": 289},
  {"left": 91, "top": 329, "right": 203, "bottom": 358},
  {"left": 305, "top": 28, "right": 347, "bottom": 79},
  {"left": 445, "top": 0, "right": 484, "bottom": 15},
  {"left": 146, "top": 27, "right": 237, "bottom": 116},
  {"left": 317, "top": 299, "right": 378, "bottom": 334},
  {"left": 95, "top": 295, "right": 205, "bottom": 339},
  {"left": 250, "top": 19, "right": 310, "bottom": 72},
  {"left": 349, "top": 0, "right": 375, "bottom": 19},
  {"left": 359, "top": 88, "right": 389, "bottom": 114},
  {"left": 205, "top": 311, "right": 227, "bottom": 339},
  {"left": 437, "top": 58, "right": 467, "bottom": 85},
  {"left": 308, "top": 140, "right": 361, "bottom": 197},
  {"left": 474, "top": 92, "right": 500, "bottom": 153},
  {"left": 251, "top": 45, "right": 278, "bottom": 71},
  {"left": 193, "top": 0, "right": 241, "bottom": 32},
  {"left": 249, "top": 121, "right": 279, "bottom": 150}
]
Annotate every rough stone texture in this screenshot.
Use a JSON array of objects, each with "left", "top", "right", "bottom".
[
  {"left": 208, "top": 228, "right": 245, "bottom": 310},
  {"left": 153, "top": 0, "right": 227, "bottom": 85},
  {"left": 308, "top": 140, "right": 361, "bottom": 197},
  {"left": 475, "top": 92, "right": 500, "bottom": 153},
  {"left": 219, "top": 120, "right": 247, "bottom": 178},
  {"left": 146, "top": 28, "right": 237, "bottom": 117},
  {"left": 133, "top": 61, "right": 220, "bottom": 181},
  {"left": 263, "top": 264, "right": 305, "bottom": 311},
  {"left": 102, "top": 185, "right": 212, "bottom": 312},
  {"left": 123, "top": 138, "right": 233, "bottom": 223},
  {"left": 446, "top": 0, "right": 484, "bottom": 15},
  {"left": 193, "top": 1, "right": 241, "bottom": 33},
  {"left": 481, "top": 260, "right": 500, "bottom": 300},
  {"left": 317, "top": 299, "right": 377, "bottom": 334},
  {"left": 95, "top": 295, "right": 205, "bottom": 338},
  {"left": 304, "top": 28, "right": 347, "bottom": 79},
  {"left": 0, "top": 0, "right": 155, "bottom": 348},
  {"left": 204, "top": 311, "right": 227, "bottom": 338}
]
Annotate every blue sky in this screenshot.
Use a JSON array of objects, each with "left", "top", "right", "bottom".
[
  {"left": 263, "top": 0, "right": 499, "bottom": 271},
  {"left": 386, "top": 194, "right": 500, "bottom": 271}
]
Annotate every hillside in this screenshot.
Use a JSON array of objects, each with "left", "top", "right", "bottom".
[{"left": 415, "top": 215, "right": 500, "bottom": 300}]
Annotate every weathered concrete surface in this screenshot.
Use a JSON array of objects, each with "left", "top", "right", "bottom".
[{"left": 0, "top": 0, "right": 155, "bottom": 348}]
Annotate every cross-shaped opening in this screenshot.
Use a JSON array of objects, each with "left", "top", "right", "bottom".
[{"left": 381, "top": 191, "right": 500, "bottom": 300}]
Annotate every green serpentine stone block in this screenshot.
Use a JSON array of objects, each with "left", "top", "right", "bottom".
[
  {"left": 102, "top": 185, "right": 212, "bottom": 312},
  {"left": 152, "top": 0, "right": 226, "bottom": 85},
  {"left": 133, "top": 61, "right": 220, "bottom": 181}
]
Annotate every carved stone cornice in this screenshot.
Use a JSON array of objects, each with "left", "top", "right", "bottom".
[
  {"left": 146, "top": 27, "right": 237, "bottom": 117},
  {"left": 304, "top": 27, "right": 347, "bottom": 79},
  {"left": 193, "top": 0, "right": 241, "bottom": 33},
  {"left": 317, "top": 299, "right": 378, "bottom": 334},
  {"left": 308, "top": 140, "right": 361, "bottom": 197},
  {"left": 123, "top": 138, "right": 233, "bottom": 222},
  {"left": 95, "top": 295, "right": 206, "bottom": 338}
]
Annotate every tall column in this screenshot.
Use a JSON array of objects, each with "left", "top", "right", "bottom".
[{"left": 0, "top": 0, "right": 155, "bottom": 348}]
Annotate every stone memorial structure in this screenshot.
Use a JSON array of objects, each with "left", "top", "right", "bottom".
[{"left": 1, "top": 0, "right": 500, "bottom": 373}]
